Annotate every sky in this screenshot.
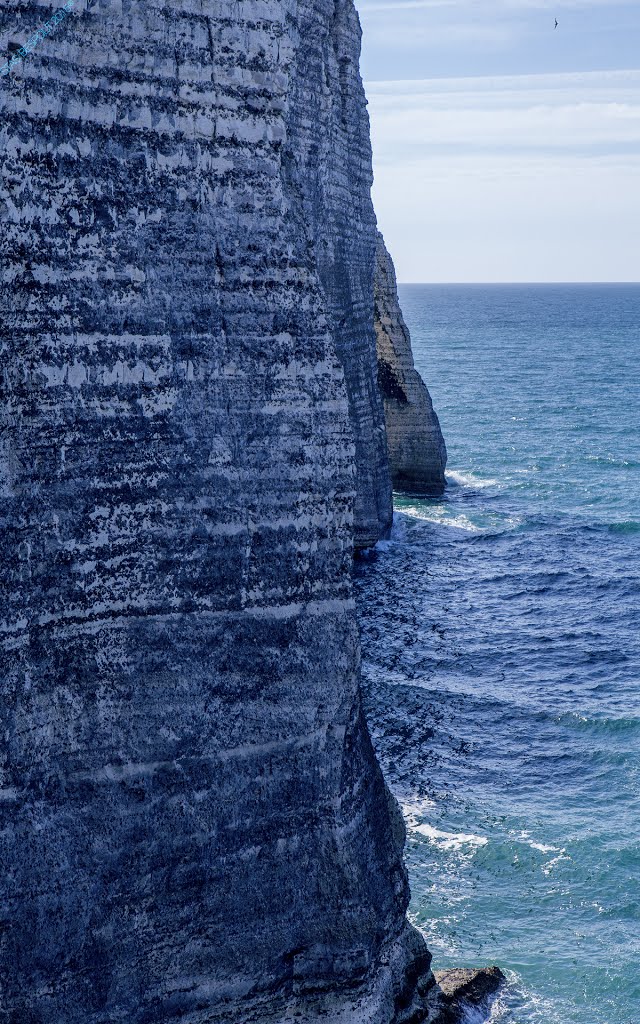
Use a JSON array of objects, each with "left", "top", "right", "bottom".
[{"left": 354, "top": 0, "right": 640, "bottom": 282}]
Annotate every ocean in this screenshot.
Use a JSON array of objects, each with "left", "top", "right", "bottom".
[{"left": 354, "top": 284, "right": 640, "bottom": 1023}]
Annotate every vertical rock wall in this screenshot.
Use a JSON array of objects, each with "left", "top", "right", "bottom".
[
  {"left": 284, "top": 1, "right": 393, "bottom": 548},
  {"left": 374, "top": 233, "right": 447, "bottom": 494},
  {"left": 0, "top": 2, "right": 428, "bottom": 1022}
]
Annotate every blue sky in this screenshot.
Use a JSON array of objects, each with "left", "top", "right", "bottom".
[{"left": 355, "top": 0, "right": 640, "bottom": 281}]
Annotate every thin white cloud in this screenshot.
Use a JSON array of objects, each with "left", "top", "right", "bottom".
[
  {"left": 370, "top": 20, "right": 519, "bottom": 46},
  {"left": 367, "top": 68, "right": 640, "bottom": 91},
  {"left": 365, "top": 70, "right": 640, "bottom": 280},
  {"left": 360, "top": 1, "right": 458, "bottom": 10},
  {"left": 366, "top": 70, "right": 640, "bottom": 152},
  {"left": 358, "top": 0, "right": 638, "bottom": 12},
  {"left": 355, "top": 0, "right": 640, "bottom": 56},
  {"left": 357, "top": 0, "right": 640, "bottom": 281},
  {"left": 373, "top": 152, "right": 640, "bottom": 281}
]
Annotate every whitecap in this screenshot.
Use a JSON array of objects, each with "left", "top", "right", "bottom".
[
  {"left": 515, "top": 831, "right": 560, "bottom": 854},
  {"left": 373, "top": 539, "right": 394, "bottom": 553},
  {"left": 492, "top": 968, "right": 569, "bottom": 1024},
  {"left": 529, "top": 841, "right": 558, "bottom": 854},
  {"left": 411, "top": 822, "right": 489, "bottom": 851},
  {"left": 456, "top": 1007, "right": 496, "bottom": 1024},
  {"left": 446, "top": 469, "right": 500, "bottom": 489},
  {"left": 542, "top": 851, "right": 570, "bottom": 875},
  {"left": 401, "top": 796, "right": 437, "bottom": 818},
  {"left": 399, "top": 505, "right": 484, "bottom": 532},
  {"left": 397, "top": 504, "right": 522, "bottom": 535}
]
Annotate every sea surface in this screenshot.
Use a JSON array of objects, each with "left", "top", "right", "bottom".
[{"left": 354, "top": 284, "right": 640, "bottom": 1024}]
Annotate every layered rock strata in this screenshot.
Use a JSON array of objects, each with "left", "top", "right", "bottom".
[
  {"left": 291, "top": 4, "right": 393, "bottom": 548},
  {"left": 374, "top": 233, "right": 447, "bottom": 494},
  {"left": 1, "top": 1, "right": 426, "bottom": 1022}
]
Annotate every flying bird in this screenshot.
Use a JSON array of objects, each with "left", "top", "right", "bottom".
[{"left": 554, "top": 18, "right": 558, "bottom": 28}]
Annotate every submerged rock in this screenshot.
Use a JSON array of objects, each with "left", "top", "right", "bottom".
[{"left": 374, "top": 233, "right": 447, "bottom": 495}]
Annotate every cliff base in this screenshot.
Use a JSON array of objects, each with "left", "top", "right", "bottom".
[{"left": 427, "top": 966, "right": 505, "bottom": 1023}]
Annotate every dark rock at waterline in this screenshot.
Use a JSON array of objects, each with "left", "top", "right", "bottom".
[{"left": 428, "top": 966, "right": 506, "bottom": 1023}]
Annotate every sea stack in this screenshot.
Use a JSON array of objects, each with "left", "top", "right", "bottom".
[
  {"left": 374, "top": 232, "right": 447, "bottom": 495},
  {"left": 0, "top": 1, "right": 473, "bottom": 1022}
]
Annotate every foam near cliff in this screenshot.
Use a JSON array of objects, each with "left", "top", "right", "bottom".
[
  {"left": 0, "top": 1, "right": 429, "bottom": 1022},
  {"left": 374, "top": 233, "right": 447, "bottom": 495}
]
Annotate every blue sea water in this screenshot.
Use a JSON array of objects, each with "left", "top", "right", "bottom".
[{"left": 354, "top": 285, "right": 640, "bottom": 1023}]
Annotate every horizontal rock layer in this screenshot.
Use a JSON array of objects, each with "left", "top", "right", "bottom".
[
  {"left": 1, "top": 2, "right": 422, "bottom": 1022},
  {"left": 374, "top": 233, "right": 447, "bottom": 495}
]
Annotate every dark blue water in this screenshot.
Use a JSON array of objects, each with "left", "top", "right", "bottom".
[{"left": 354, "top": 285, "right": 640, "bottom": 1023}]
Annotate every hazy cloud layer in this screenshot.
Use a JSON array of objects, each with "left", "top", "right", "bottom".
[
  {"left": 356, "top": 1, "right": 640, "bottom": 281},
  {"left": 368, "top": 71, "right": 640, "bottom": 152}
]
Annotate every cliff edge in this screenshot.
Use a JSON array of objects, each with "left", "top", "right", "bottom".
[
  {"left": 374, "top": 233, "right": 447, "bottom": 495},
  {"left": 0, "top": 1, "right": 430, "bottom": 1022}
]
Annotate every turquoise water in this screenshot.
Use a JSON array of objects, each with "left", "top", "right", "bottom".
[{"left": 355, "top": 285, "right": 640, "bottom": 1023}]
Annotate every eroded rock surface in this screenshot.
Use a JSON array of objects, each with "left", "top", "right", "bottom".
[
  {"left": 1, "top": 1, "right": 420, "bottom": 1022},
  {"left": 299, "top": 7, "right": 393, "bottom": 547},
  {"left": 429, "top": 967, "right": 506, "bottom": 1023},
  {"left": 374, "top": 233, "right": 447, "bottom": 495}
]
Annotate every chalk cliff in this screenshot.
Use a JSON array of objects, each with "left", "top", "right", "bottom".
[
  {"left": 374, "top": 234, "right": 447, "bottom": 494},
  {"left": 0, "top": 1, "right": 434, "bottom": 1022},
  {"left": 299, "top": 9, "right": 393, "bottom": 548}
]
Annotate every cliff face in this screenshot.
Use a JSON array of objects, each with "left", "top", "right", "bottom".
[
  {"left": 0, "top": 2, "right": 427, "bottom": 1023},
  {"left": 285, "top": 3, "right": 393, "bottom": 547},
  {"left": 374, "top": 234, "right": 447, "bottom": 494}
]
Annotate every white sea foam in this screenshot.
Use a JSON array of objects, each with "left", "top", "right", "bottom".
[
  {"left": 515, "top": 831, "right": 560, "bottom": 855},
  {"left": 455, "top": 1008, "right": 491, "bottom": 1024},
  {"left": 446, "top": 469, "right": 500, "bottom": 489},
  {"left": 398, "top": 504, "right": 523, "bottom": 535},
  {"left": 373, "top": 538, "right": 394, "bottom": 552},
  {"left": 389, "top": 514, "right": 407, "bottom": 542},
  {"left": 400, "top": 505, "right": 484, "bottom": 532},
  {"left": 411, "top": 822, "right": 489, "bottom": 851},
  {"left": 542, "top": 851, "right": 570, "bottom": 875},
  {"left": 529, "top": 841, "right": 558, "bottom": 854},
  {"left": 493, "top": 968, "right": 569, "bottom": 1024},
  {"left": 513, "top": 831, "right": 570, "bottom": 872},
  {"left": 401, "top": 796, "right": 437, "bottom": 818},
  {"left": 460, "top": 1005, "right": 504, "bottom": 1024}
]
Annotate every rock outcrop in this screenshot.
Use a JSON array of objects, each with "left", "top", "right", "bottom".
[
  {"left": 374, "top": 233, "right": 447, "bottom": 494},
  {"left": 0, "top": 2, "right": 428, "bottom": 1022},
  {"left": 429, "top": 968, "right": 505, "bottom": 1023}
]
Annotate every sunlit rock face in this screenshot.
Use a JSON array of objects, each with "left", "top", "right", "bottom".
[
  {"left": 295, "top": 2, "right": 393, "bottom": 548},
  {"left": 0, "top": 2, "right": 428, "bottom": 1022},
  {"left": 374, "top": 233, "right": 447, "bottom": 495}
]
